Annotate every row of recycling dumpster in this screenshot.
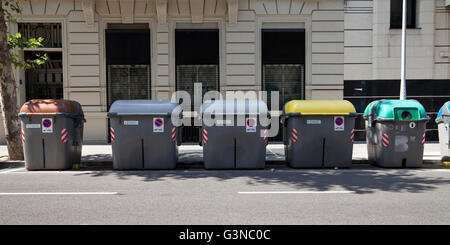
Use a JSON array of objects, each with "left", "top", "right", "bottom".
[{"left": 18, "top": 99, "right": 450, "bottom": 170}]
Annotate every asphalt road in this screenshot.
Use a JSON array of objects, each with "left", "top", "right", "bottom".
[{"left": 1, "top": 167, "right": 450, "bottom": 224}]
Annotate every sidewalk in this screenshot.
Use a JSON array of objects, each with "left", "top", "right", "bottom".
[{"left": 0, "top": 143, "right": 443, "bottom": 167}]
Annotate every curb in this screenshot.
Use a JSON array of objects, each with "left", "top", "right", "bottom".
[{"left": 1, "top": 159, "right": 444, "bottom": 170}]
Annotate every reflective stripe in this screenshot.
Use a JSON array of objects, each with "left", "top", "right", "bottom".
[
  {"left": 202, "top": 129, "right": 208, "bottom": 144},
  {"left": 350, "top": 129, "right": 355, "bottom": 143},
  {"left": 263, "top": 129, "right": 268, "bottom": 143},
  {"left": 171, "top": 127, "right": 176, "bottom": 142},
  {"left": 291, "top": 128, "right": 298, "bottom": 143},
  {"left": 21, "top": 129, "right": 25, "bottom": 143},
  {"left": 61, "top": 128, "right": 68, "bottom": 143},
  {"left": 422, "top": 132, "right": 426, "bottom": 146},
  {"left": 110, "top": 127, "right": 115, "bottom": 142},
  {"left": 382, "top": 133, "right": 389, "bottom": 147}
]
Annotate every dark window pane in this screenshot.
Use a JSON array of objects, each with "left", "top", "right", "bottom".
[
  {"left": 344, "top": 80, "right": 450, "bottom": 97},
  {"left": 262, "top": 29, "right": 305, "bottom": 64},
  {"left": 390, "top": 0, "right": 416, "bottom": 28},
  {"left": 106, "top": 29, "right": 150, "bottom": 65},
  {"left": 175, "top": 30, "right": 219, "bottom": 65}
]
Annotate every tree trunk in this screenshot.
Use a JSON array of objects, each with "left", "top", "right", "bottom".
[{"left": 0, "top": 3, "right": 24, "bottom": 160}]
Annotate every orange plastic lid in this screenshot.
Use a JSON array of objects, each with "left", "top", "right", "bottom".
[{"left": 20, "top": 99, "right": 80, "bottom": 115}]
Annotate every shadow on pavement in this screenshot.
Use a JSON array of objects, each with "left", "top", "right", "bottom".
[{"left": 73, "top": 167, "right": 450, "bottom": 195}]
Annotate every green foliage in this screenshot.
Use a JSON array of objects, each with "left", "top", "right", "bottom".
[
  {"left": 2, "top": 0, "right": 49, "bottom": 69},
  {"left": 8, "top": 33, "right": 48, "bottom": 69}
]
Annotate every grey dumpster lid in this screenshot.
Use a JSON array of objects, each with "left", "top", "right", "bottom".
[
  {"left": 108, "top": 100, "right": 181, "bottom": 117},
  {"left": 200, "top": 100, "right": 268, "bottom": 116}
]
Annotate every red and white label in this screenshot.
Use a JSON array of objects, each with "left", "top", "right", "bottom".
[
  {"left": 382, "top": 133, "right": 390, "bottom": 147},
  {"left": 171, "top": 127, "right": 177, "bottom": 142},
  {"left": 202, "top": 129, "right": 208, "bottom": 144},
  {"left": 291, "top": 128, "right": 298, "bottom": 143},
  {"left": 421, "top": 132, "right": 426, "bottom": 146},
  {"left": 263, "top": 129, "right": 268, "bottom": 144},
  {"left": 110, "top": 127, "right": 115, "bottom": 142},
  {"left": 61, "top": 128, "right": 68, "bottom": 143},
  {"left": 350, "top": 129, "right": 355, "bottom": 143},
  {"left": 21, "top": 129, "right": 25, "bottom": 143}
]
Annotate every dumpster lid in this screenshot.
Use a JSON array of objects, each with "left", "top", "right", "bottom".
[
  {"left": 200, "top": 100, "right": 268, "bottom": 116},
  {"left": 283, "top": 100, "right": 356, "bottom": 115},
  {"left": 19, "top": 99, "right": 81, "bottom": 116},
  {"left": 108, "top": 100, "right": 181, "bottom": 116},
  {"left": 436, "top": 101, "right": 450, "bottom": 119},
  {"left": 363, "top": 99, "right": 428, "bottom": 120}
]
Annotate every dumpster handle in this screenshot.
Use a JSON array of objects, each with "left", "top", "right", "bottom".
[{"left": 368, "top": 100, "right": 384, "bottom": 127}]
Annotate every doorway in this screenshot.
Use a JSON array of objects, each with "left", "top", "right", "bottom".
[
  {"left": 175, "top": 29, "right": 220, "bottom": 143},
  {"left": 262, "top": 29, "right": 305, "bottom": 141}
]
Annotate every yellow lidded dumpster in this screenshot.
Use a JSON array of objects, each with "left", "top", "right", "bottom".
[{"left": 281, "top": 100, "right": 357, "bottom": 168}]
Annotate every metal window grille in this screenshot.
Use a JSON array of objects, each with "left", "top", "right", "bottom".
[
  {"left": 107, "top": 65, "right": 151, "bottom": 108},
  {"left": 18, "top": 23, "right": 62, "bottom": 48},
  {"left": 25, "top": 52, "right": 63, "bottom": 100},
  {"left": 176, "top": 64, "right": 219, "bottom": 142},
  {"left": 263, "top": 64, "right": 305, "bottom": 110}
]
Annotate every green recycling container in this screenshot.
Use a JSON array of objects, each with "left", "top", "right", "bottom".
[{"left": 363, "top": 99, "right": 429, "bottom": 167}]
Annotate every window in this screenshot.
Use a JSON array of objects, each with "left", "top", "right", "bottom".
[
  {"left": 390, "top": 0, "right": 417, "bottom": 29},
  {"left": 25, "top": 52, "right": 63, "bottom": 100},
  {"left": 18, "top": 23, "right": 63, "bottom": 100},
  {"left": 262, "top": 29, "right": 305, "bottom": 110},
  {"left": 105, "top": 27, "right": 151, "bottom": 108},
  {"left": 175, "top": 29, "right": 220, "bottom": 142},
  {"left": 344, "top": 80, "right": 450, "bottom": 141},
  {"left": 18, "top": 23, "right": 62, "bottom": 48},
  {"left": 262, "top": 29, "right": 305, "bottom": 142}
]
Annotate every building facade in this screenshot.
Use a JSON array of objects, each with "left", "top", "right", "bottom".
[{"left": 1, "top": 0, "right": 449, "bottom": 143}]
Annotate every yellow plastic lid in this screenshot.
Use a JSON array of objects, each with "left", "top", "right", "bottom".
[{"left": 283, "top": 100, "right": 356, "bottom": 115}]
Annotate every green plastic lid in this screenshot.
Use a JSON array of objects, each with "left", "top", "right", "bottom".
[{"left": 363, "top": 99, "right": 428, "bottom": 121}]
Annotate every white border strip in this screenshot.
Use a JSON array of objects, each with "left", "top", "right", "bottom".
[
  {"left": 238, "top": 191, "right": 355, "bottom": 194},
  {"left": 0, "top": 192, "right": 119, "bottom": 196}
]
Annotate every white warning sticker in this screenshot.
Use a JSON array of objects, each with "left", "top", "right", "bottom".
[
  {"left": 26, "top": 124, "right": 41, "bottom": 129},
  {"left": 334, "top": 116, "right": 345, "bottom": 131},
  {"left": 153, "top": 118, "right": 164, "bottom": 133},
  {"left": 246, "top": 118, "right": 257, "bottom": 133},
  {"left": 124, "top": 120, "right": 139, "bottom": 126},
  {"left": 307, "top": 120, "right": 321, "bottom": 125},
  {"left": 42, "top": 118, "right": 53, "bottom": 133}
]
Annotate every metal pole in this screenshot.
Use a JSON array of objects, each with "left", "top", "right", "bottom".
[{"left": 400, "top": 0, "right": 407, "bottom": 100}]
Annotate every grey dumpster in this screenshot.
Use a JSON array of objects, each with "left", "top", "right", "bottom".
[
  {"left": 281, "top": 100, "right": 357, "bottom": 168},
  {"left": 19, "top": 99, "right": 85, "bottom": 170},
  {"left": 436, "top": 101, "right": 450, "bottom": 166},
  {"left": 200, "top": 100, "right": 269, "bottom": 169},
  {"left": 363, "top": 99, "right": 429, "bottom": 168},
  {"left": 108, "top": 100, "right": 182, "bottom": 170}
]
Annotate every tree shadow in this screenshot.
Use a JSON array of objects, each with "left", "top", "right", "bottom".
[{"left": 73, "top": 167, "right": 450, "bottom": 195}]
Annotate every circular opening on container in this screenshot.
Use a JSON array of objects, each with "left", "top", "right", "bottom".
[{"left": 401, "top": 111, "right": 412, "bottom": 120}]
